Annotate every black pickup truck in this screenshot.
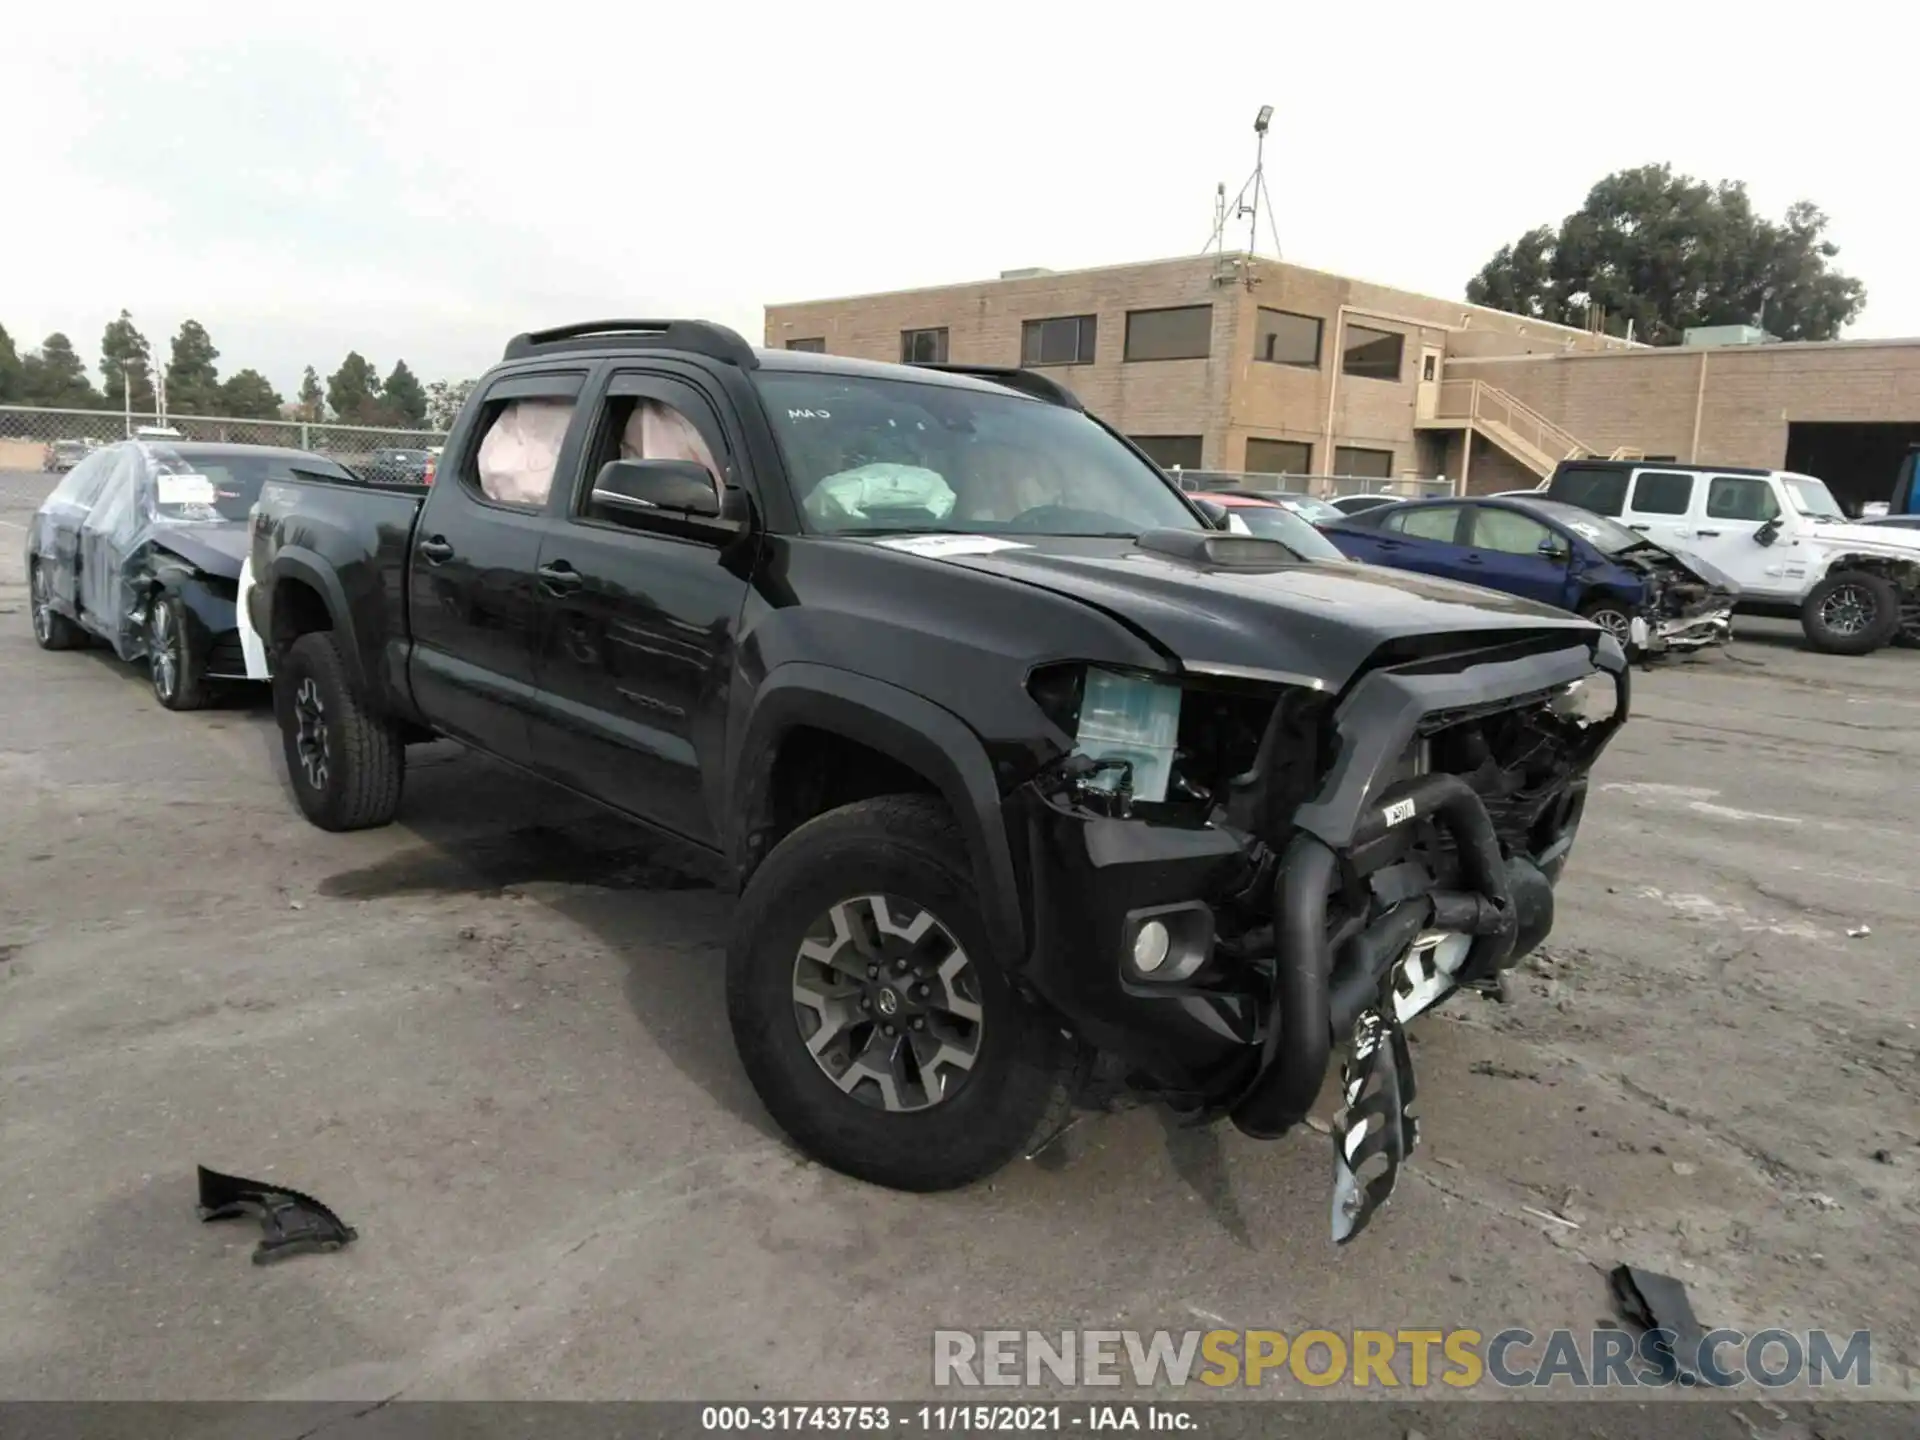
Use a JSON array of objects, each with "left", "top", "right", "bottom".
[{"left": 249, "top": 320, "right": 1630, "bottom": 1241}]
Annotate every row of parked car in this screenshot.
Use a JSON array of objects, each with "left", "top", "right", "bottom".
[{"left": 1190, "top": 458, "right": 1920, "bottom": 659}]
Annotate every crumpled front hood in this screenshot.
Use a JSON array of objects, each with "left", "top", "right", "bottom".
[
  {"left": 856, "top": 535, "right": 1598, "bottom": 690},
  {"left": 147, "top": 521, "right": 248, "bottom": 581},
  {"left": 1810, "top": 519, "right": 1920, "bottom": 556}
]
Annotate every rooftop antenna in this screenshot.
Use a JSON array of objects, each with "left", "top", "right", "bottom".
[{"left": 1203, "top": 105, "right": 1283, "bottom": 289}]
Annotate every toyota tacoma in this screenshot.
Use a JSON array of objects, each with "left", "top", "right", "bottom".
[{"left": 248, "top": 321, "right": 1630, "bottom": 1241}]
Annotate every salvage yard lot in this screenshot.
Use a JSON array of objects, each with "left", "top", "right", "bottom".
[{"left": 1, "top": 468, "right": 1916, "bottom": 1401}]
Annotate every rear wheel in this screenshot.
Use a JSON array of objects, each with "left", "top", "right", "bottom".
[
  {"left": 29, "top": 561, "right": 85, "bottom": 651},
  {"left": 274, "top": 631, "right": 405, "bottom": 830},
  {"left": 1801, "top": 572, "right": 1899, "bottom": 656},
  {"left": 148, "top": 594, "right": 209, "bottom": 711},
  {"left": 727, "top": 794, "right": 1072, "bottom": 1191}
]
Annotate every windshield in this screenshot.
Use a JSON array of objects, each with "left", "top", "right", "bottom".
[
  {"left": 150, "top": 449, "right": 352, "bottom": 523},
  {"left": 1541, "top": 506, "right": 1647, "bottom": 555},
  {"left": 756, "top": 372, "right": 1203, "bottom": 538},
  {"left": 1782, "top": 474, "right": 1846, "bottom": 522},
  {"left": 1228, "top": 504, "right": 1347, "bottom": 560}
]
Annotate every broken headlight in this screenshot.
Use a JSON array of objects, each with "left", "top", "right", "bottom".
[
  {"left": 1028, "top": 665, "right": 1182, "bottom": 804},
  {"left": 1550, "top": 672, "right": 1620, "bottom": 727}
]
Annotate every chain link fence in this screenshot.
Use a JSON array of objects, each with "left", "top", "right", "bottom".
[
  {"left": 1169, "top": 469, "right": 1457, "bottom": 500},
  {"left": 0, "top": 404, "right": 446, "bottom": 481}
]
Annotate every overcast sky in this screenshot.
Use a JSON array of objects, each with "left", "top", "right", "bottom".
[{"left": 9, "top": 1, "right": 1915, "bottom": 398}]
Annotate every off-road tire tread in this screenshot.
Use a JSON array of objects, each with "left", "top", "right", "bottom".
[
  {"left": 1801, "top": 571, "right": 1900, "bottom": 656},
  {"left": 728, "top": 793, "right": 1072, "bottom": 1192},
  {"left": 279, "top": 631, "right": 404, "bottom": 831}
]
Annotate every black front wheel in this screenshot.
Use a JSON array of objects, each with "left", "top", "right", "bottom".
[
  {"left": 148, "top": 593, "right": 209, "bottom": 711},
  {"left": 274, "top": 631, "right": 405, "bottom": 830},
  {"left": 727, "top": 795, "right": 1072, "bottom": 1191},
  {"left": 1801, "top": 572, "right": 1900, "bottom": 656}
]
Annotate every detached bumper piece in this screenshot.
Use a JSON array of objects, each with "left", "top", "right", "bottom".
[
  {"left": 1329, "top": 1006, "right": 1417, "bottom": 1244},
  {"left": 1641, "top": 607, "right": 1733, "bottom": 654},
  {"left": 196, "top": 1164, "right": 358, "bottom": 1264}
]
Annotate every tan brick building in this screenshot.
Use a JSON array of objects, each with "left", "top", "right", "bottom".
[{"left": 764, "top": 255, "right": 1920, "bottom": 510}]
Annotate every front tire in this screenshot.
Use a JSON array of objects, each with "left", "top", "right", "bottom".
[
  {"left": 1801, "top": 572, "right": 1899, "bottom": 656},
  {"left": 274, "top": 631, "right": 405, "bottom": 831},
  {"left": 1579, "top": 598, "right": 1637, "bottom": 652},
  {"left": 29, "top": 560, "right": 86, "bottom": 651},
  {"left": 148, "top": 593, "right": 209, "bottom": 711},
  {"left": 727, "top": 794, "right": 1072, "bottom": 1191}
]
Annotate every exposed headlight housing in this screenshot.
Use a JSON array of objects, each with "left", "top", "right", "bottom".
[{"left": 1029, "top": 665, "right": 1183, "bottom": 804}]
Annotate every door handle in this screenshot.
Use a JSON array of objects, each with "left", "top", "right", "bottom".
[
  {"left": 418, "top": 536, "right": 454, "bottom": 564},
  {"left": 1694, "top": 529, "right": 1721, "bottom": 537},
  {"left": 537, "top": 560, "right": 584, "bottom": 595},
  {"left": 1627, "top": 523, "right": 1650, "bottom": 532}
]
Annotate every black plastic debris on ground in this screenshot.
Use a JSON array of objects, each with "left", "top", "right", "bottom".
[
  {"left": 196, "top": 1165, "right": 358, "bottom": 1264},
  {"left": 1609, "top": 1262, "right": 1725, "bottom": 1387}
]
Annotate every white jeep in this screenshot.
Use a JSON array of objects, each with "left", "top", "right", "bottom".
[{"left": 1545, "top": 461, "right": 1920, "bottom": 655}]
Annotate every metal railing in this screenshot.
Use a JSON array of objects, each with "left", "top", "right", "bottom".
[
  {"left": 0, "top": 404, "right": 446, "bottom": 476},
  {"left": 1171, "top": 469, "right": 1456, "bottom": 500},
  {"left": 1430, "top": 380, "right": 1590, "bottom": 465}
]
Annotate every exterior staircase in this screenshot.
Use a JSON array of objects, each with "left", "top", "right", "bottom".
[{"left": 1418, "top": 379, "right": 1598, "bottom": 478}]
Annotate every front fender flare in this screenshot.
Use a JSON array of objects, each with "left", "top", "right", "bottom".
[{"left": 728, "top": 663, "right": 1026, "bottom": 966}]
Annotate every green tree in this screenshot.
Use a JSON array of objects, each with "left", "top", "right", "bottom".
[
  {"left": 296, "top": 365, "right": 326, "bottom": 421},
  {"left": 381, "top": 359, "right": 428, "bottom": 426},
  {"left": 218, "top": 369, "right": 284, "bottom": 419},
  {"left": 22, "top": 333, "right": 101, "bottom": 408},
  {"left": 164, "top": 319, "right": 222, "bottom": 414},
  {"left": 0, "top": 323, "right": 22, "bottom": 403},
  {"left": 326, "top": 351, "right": 383, "bottom": 423},
  {"left": 101, "top": 309, "right": 156, "bottom": 411},
  {"left": 1466, "top": 164, "right": 1867, "bottom": 345},
  {"left": 424, "top": 377, "right": 476, "bottom": 430}
]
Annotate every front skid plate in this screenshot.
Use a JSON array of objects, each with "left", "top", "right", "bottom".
[{"left": 1329, "top": 1006, "right": 1419, "bottom": 1244}]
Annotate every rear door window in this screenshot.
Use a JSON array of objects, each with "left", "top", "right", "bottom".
[
  {"left": 457, "top": 371, "right": 588, "bottom": 512},
  {"left": 1387, "top": 504, "right": 1466, "bottom": 543},
  {"left": 1629, "top": 470, "right": 1695, "bottom": 516},
  {"left": 1549, "top": 465, "right": 1628, "bottom": 517}
]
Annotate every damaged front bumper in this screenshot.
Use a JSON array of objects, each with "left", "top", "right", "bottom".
[
  {"left": 1633, "top": 606, "right": 1733, "bottom": 655},
  {"left": 1012, "top": 635, "right": 1630, "bottom": 1242}
]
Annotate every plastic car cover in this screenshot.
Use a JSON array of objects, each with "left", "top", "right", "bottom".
[
  {"left": 477, "top": 400, "right": 573, "bottom": 507},
  {"left": 75, "top": 444, "right": 261, "bottom": 664}
]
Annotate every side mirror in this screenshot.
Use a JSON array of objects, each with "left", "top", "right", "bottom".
[
  {"left": 1192, "top": 498, "right": 1233, "bottom": 531},
  {"left": 590, "top": 458, "right": 723, "bottom": 525},
  {"left": 1755, "top": 517, "right": 1781, "bottom": 547}
]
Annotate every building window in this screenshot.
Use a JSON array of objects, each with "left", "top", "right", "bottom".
[
  {"left": 1246, "top": 438, "right": 1312, "bottom": 475},
  {"left": 1254, "top": 309, "right": 1321, "bottom": 367},
  {"left": 786, "top": 337, "right": 825, "bottom": 353},
  {"left": 1422, "top": 353, "right": 1438, "bottom": 382},
  {"left": 1124, "top": 305, "right": 1212, "bottom": 362},
  {"left": 901, "top": 328, "right": 949, "bottom": 365},
  {"left": 1130, "top": 435, "right": 1204, "bottom": 470},
  {"left": 1335, "top": 446, "right": 1394, "bottom": 478},
  {"left": 1341, "top": 324, "right": 1404, "bottom": 381},
  {"left": 1021, "top": 314, "right": 1097, "bottom": 366}
]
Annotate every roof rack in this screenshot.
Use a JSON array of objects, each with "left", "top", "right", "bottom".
[
  {"left": 914, "top": 363, "right": 1085, "bottom": 411},
  {"left": 502, "top": 319, "right": 759, "bottom": 368}
]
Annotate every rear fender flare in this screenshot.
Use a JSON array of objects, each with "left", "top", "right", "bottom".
[
  {"left": 729, "top": 663, "right": 1026, "bottom": 966},
  {"left": 267, "top": 547, "right": 365, "bottom": 688}
]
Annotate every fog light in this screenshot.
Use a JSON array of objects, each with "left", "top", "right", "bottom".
[{"left": 1132, "top": 920, "right": 1171, "bottom": 973}]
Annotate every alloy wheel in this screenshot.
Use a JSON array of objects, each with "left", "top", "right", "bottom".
[
  {"left": 1819, "top": 583, "right": 1873, "bottom": 638},
  {"left": 791, "top": 894, "right": 985, "bottom": 1113},
  {"left": 1587, "top": 608, "right": 1632, "bottom": 644},
  {"left": 293, "top": 676, "right": 331, "bottom": 790},
  {"left": 30, "top": 565, "right": 52, "bottom": 645},
  {"left": 149, "top": 602, "right": 178, "bottom": 700}
]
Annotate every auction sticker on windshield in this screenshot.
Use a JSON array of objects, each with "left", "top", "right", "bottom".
[
  {"left": 156, "top": 474, "right": 217, "bottom": 505},
  {"left": 875, "top": 536, "right": 1033, "bottom": 558}
]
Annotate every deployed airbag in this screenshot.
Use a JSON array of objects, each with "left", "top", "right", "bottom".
[{"left": 477, "top": 400, "right": 573, "bottom": 507}]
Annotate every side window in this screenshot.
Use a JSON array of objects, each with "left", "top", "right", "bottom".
[
  {"left": 574, "top": 377, "right": 729, "bottom": 519},
  {"left": 1387, "top": 505, "right": 1463, "bottom": 542},
  {"left": 1471, "top": 507, "right": 1555, "bottom": 555},
  {"left": 1629, "top": 470, "right": 1695, "bottom": 516},
  {"left": 50, "top": 450, "right": 114, "bottom": 506},
  {"left": 1550, "top": 465, "right": 1627, "bottom": 517},
  {"left": 469, "top": 399, "right": 575, "bottom": 510},
  {"left": 1705, "top": 477, "right": 1780, "bottom": 523}
]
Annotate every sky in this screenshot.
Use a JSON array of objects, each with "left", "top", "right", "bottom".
[{"left": 7, "top": 1, "right": 1917, "bottom": 399}]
